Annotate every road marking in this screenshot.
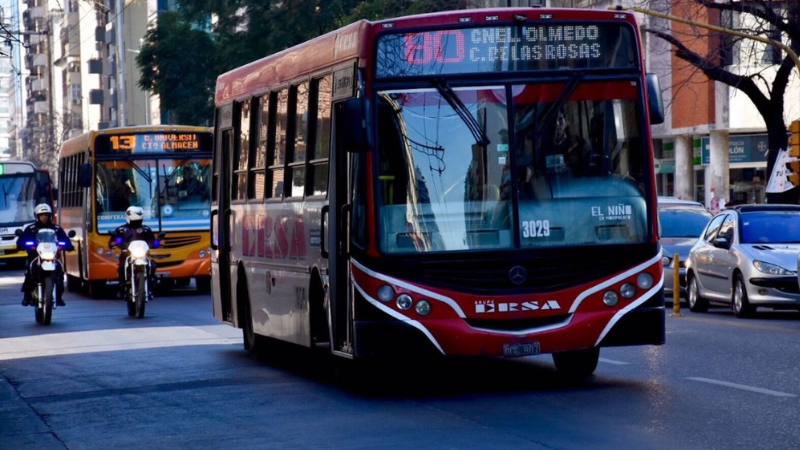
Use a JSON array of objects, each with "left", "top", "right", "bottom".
[
  {"left": 599, "top": 357, "right": 630, "bottom": 365},
  {"left": 687, "top": 377, "right": 796, "bottom": 398},
  {"left": 684, "top": 315, "right": 798, "bottom": 334}
]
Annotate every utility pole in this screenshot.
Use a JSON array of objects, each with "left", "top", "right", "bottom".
[{"left": 116, "top": 0, "right": 126, "bottom": 126}]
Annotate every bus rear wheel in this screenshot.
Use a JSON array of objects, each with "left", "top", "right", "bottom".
[
  {"left": 552, "top": 347, "right": 600, "bottom": 378},
  {"left": 239, "top": 275, "right": 267, "bottom": 356}
]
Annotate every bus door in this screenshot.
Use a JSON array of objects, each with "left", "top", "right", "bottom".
[
  {"left": 212, "top": 106, "right": 235, "bottom": 323},
  {"left": 328, "top": 100, "right": 355, "bottom": 355}
]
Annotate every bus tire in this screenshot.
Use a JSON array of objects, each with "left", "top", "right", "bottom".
[
  {"left": 88, "top": 280, "right": 106, "bottom": 299},
  {"left": 196, "top": 276, "right": 211, "bottom": 293},
  {"left": 552, "top": 347, "right": 599, "bottom": 378},
  {"left": 67, "top": 274, "right": 81, "bottom": 292},
  {"left": 309, "top": 273, "right": 329, "bottom": 348},
  {"left": 239, "top": 272, "right": 266, "bottom": 355}
]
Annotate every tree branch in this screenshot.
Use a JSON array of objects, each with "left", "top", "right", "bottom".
[{"left": 647, "top": 28, "right": 773, "bottom": 116}]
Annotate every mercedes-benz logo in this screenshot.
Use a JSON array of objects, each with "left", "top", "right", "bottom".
[{"left": 509, "top": 266, "right": 527, "bottom": 285}]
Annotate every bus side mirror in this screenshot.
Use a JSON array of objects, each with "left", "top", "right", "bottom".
[
  {"left": 78, "top": 163, "right": 92, "bottom": 188},
  {"left": 646, "top": 73, "right": 665, "bottom": 125},
  {"left": 341, "top": 98, "right": 371, "bottom": 153}
]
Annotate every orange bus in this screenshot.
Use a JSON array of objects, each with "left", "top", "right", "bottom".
[
  {"left": 59, "top": 126, "right": 213, "bottom": 297},
  {"left": 211, "top": 8, "right": 666, "bottom": 375},
  {"left": 0, "top": 161, "right": 55, "bottom": 266}
]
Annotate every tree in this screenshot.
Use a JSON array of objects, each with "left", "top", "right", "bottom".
[
  {"left": 25, "top": 112, "right": 78, "bottom": 185},
  {"left": 638, "top": 0, "right": 800, "bottom": 204},
  {"left": 136, "top": 12, "right": 218, "bottom": 125},
  {"left": 136, "top": 1, "right": 471, "bottom": 127}
]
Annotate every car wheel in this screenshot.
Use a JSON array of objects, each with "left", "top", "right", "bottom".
[
  {"left": 687, "top": 273, "right": 708, "bottom": 312},
  {"left": 732, "top": 273, "right": 755, "bottom": 318}
]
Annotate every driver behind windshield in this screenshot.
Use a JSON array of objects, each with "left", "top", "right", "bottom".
[{"left": 17, "top": 204, "right": 74, "bottom": 307}]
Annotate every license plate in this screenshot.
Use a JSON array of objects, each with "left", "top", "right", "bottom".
[
  {"left": 503, "top": 342, "right": 541, "bottom": 358},
  {"left": 157, "top": 272, "right": 171, "bottom": 278}
]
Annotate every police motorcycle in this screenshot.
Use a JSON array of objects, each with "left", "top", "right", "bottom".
[
  {"left": 111, "top": 232, "right": 163, "bottom": 319},
  {"left": 16, "top": 228, "right": 76, "bottom": 325}
]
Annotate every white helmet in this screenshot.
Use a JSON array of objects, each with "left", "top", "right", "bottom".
[
  {"left": 126, "top": 206, "right": 144, "bottom": 224},
  {"left": 34, "top": 203, "right": 52, "bottom": 218}
]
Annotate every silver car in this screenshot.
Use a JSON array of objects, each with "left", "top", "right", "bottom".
[
  {"left": 658, "top": 197, "right": 713, "bottom": 302},
  {"left": 686, "top": 204, "right": 800, "bottom": 317}
]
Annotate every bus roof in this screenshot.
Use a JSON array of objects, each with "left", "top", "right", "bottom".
[
  {"left": 215, "top": 7, "right": 640, "bottom": 105},
  {"left": 0, "top": 160, "right": 36, "bottom": 175}
]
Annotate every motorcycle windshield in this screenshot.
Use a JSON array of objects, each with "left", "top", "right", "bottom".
[{"left": 35, "top": 229, "right": 56, "bottom": 243}]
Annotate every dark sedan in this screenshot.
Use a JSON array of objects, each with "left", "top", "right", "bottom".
[{"left": 658, "top": 197, "right": 713, "bottom": 302}]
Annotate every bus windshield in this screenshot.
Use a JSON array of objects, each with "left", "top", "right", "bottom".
[
  {"left": 94, "top": 158, "right": 211, "bottom": 233},
  {"left": 0, "top": 174, "right": 41, "bottom": 227},
  {"left": 376, "top": 80, "right": 648, "bottom": 254}
]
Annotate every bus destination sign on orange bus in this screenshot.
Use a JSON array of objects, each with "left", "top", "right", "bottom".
[{"left": 96, "top": 132, "right": 212, "bottom": 154}]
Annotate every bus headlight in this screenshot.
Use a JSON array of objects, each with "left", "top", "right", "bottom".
[
  {"left": 377, "top": 285, "right": 394, "bottom": 303},
  {"left": 96, "top": 247, "right": 105, "bottom": 255},
  {"left": 199, "top": 250, "right": 207, "bottom": 258},
  {"left": 620, "top": 283, "right": 636, "bottom": 299},
  {"left": 661, "top": 256, "right": 671, "bottom": 267},
  {"left": 396, "top": 294, "right": 413, "bottom": 310},
  {"left": 415, "top": 300, "right": 431, "bottom": 316},
  {"left": 603, "top": 291, "right": 619, "bottom": 306},
  {"left": 637, "top": 273, "right": 654, "bottom": 289}
]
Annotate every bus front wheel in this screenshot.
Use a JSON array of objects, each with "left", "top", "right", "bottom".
[{"left": 552, "top": 347, "right": 600, "bottom": 378}]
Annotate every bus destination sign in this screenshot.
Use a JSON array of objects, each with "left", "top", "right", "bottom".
[
  {"left": 95, "top": 132, "right": 213, "bottom": 154},
  {"left": 376, "top": 24, "right": 636, "bottom": 78}
]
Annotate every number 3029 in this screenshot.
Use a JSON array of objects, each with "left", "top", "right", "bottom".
[{"left": 521, "top": 219, "right": 550, "bottom": 238}]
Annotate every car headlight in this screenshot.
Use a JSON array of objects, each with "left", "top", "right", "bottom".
[{"left": 752, "top": 260, "right": 795, "bottom": 276}]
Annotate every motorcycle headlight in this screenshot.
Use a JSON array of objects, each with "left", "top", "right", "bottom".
[
  {"left": 37, "top": 243, "right": 57, "bottom": 261},
  {"left": 753, "top": 260, "right": 794, "bottom": 276},
  {"left": 128, "top": 241, "right": 150, "bottom": 259}
]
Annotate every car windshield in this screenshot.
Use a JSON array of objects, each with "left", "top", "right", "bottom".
[
  {"left": 740, "top": 211, "right": 800, "bottom": 244},
  {"left": 374, "top": 80, "right": 649, "bottom": 254},
  {"left": 0, "top": 174, "right": 38, "bottom": 226},
  {"left": 659, "top": 208, "right": 712, "bottom": 238}
]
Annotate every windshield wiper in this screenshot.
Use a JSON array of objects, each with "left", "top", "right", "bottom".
[
  {"left": 535, "top": 72, "right": 584, "bottom": 136},
  {"left": 432, "top": 78, "right": 490, "bottom": 147}
]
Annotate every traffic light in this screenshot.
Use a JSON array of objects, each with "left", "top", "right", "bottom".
[{"left": 786, "top": 120, "right": 800, "bottom": 186}]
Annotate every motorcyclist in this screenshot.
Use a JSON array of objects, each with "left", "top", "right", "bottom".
[
  {"left": 18, "top": 204, "right": 74, "bottom": 307},
  {"left": 109, "top": 206, "right": 158, "bottom": 301}
]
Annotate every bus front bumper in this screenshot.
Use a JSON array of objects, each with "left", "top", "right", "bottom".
[{"left": 354, "top": 293, "right": 665, "bottom": 359}]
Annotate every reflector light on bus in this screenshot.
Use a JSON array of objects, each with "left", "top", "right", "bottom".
[
  {"left": 602, "top": 291, "right": 619, "bottom": 307},
  {"left": 377, "top": 285, "right": 395, "bottom": 303},
  {"left": 620, "top": 283, "right": 636, "bottom": 299},
  {"left": 396, "top": 294, "right": 413, "bottom": 311},
  {"left": 637, "top": 273, "right": 654, "bottom": 289}
]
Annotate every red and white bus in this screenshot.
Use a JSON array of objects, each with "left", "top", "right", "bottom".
[{"left": 211, "top": 7, "right": 666, "bottom": 375}]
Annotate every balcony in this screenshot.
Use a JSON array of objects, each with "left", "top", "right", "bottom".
[
  {"left": 67, "top": 71, "right": 81, "bottom": 85},
  {"left": 34, "top": 100, "right": 48, "bottom": 114},
  {"left": 31, "top": 78, "right": 46, "bottom": 93},
  {"left": 32, "top": 54, "right": 46, "bottom": 68}
]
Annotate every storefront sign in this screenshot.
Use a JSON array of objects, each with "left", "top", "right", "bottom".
[{"left": 699, "top": 134, "right": 770, "bottom": 165}]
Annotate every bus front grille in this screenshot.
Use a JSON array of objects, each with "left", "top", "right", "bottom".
[
  {"left": 407, "top": 248, "right": 653, "bottom": 295},
  {"left": 162, "top": 236, "right": 202, "bottom": 249}
]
